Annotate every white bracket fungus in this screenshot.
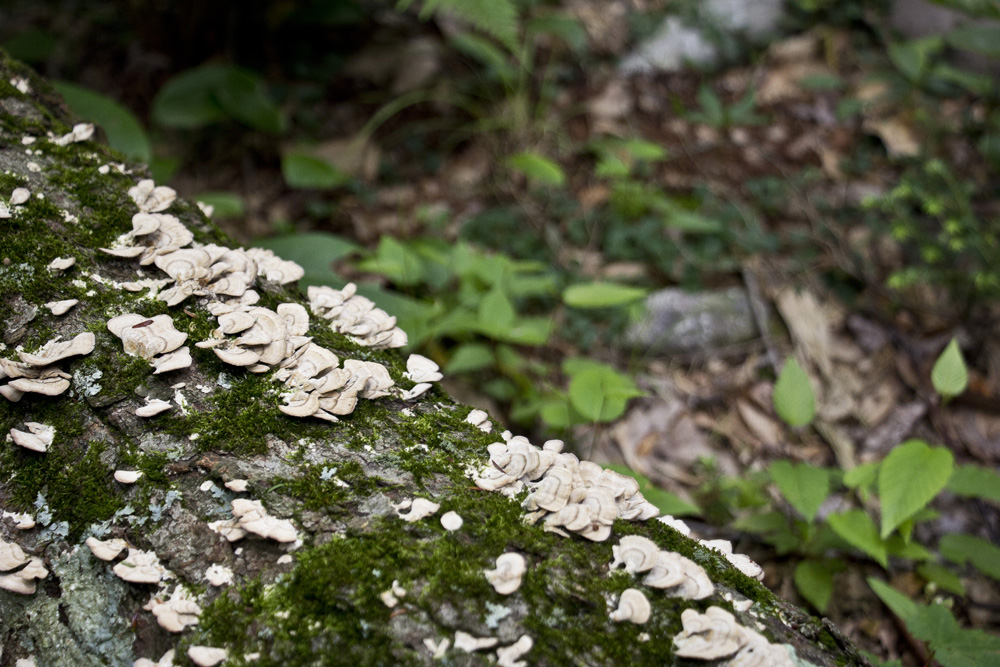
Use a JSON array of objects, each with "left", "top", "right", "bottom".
[
  {"left": 672, "top": 606, "right": 795, "bottom": 665},
  {"left": 114, "top": 470, "right": 143, "bottom": 484},
  {"left": 0, "top": 556, "right": 48, "bottom": 594},
  {"left": 454, "top": 631, "right": 498, "bottom": 653},
  {"left": 128, "top": 179, "right": 176, "bottom": 213},
  {"left": 700, "top": 539, "right": 764, "bottom": 581},
  {"left": 231, "top": 499, "right": 298, "bottom": 543},
  {"left": 484, "top": 552, "right": 527, "bottom": 596},
  {"left": 53, "top": 123, "right": 95, "bottom": 146},
  {"left": 3, "top": 511, "right": 35, "bottom": 530},
  {"left": 440, "top": 511, "right": 463, "bottom": 531},
  {"left": 423, "top": 638, "right": 450, "bottom": 659},
  {"left": 17, "top": 332, "right": 95, "bottom": 367},
  {"left": 0, "top": 538, "right": 30, "bottom": 571},
  {"left": 187, "top": 646, "right": 228, "bottom": 667},
  {"left": 208, "top": 519, "right": 247, "bottom": 543},
  {"left": 379, "top": 579, "right": 407, "bottom": 608},
  {"left": 133, "top": 649, "right": 175, "bottom": 667},
  {"left": 394, "top": 498, "right": 440, "bottom": 522},
  {"left": 606, "top": 535, "right": 715, "bottom": 600},
  {"left": 46, "top": 256, "right": 76, "bottom": 271},
  {"left": 145, "top": 586, "right": 203, "bottom": 633},
  {"left": 404, "top": 354, "right": 442, "bottom": 383},
  {"left": 308, "top": 283, "right": 407, "bottom": 349},
  {"left": 610, "top": 535, "right": 659, "bottom": 574},
  {"left": 107, "top": 314, "right": 189, "bottom": 375},
  {"left": 135, "top": 398, "right": 173, "bottom": 417},
  {"left": 9, "top": 422, "right": 54, "bottom": 452},
  {"left": 465, "top": 409, "right": 492, "bottom": 433},
  {"left": 496, "top": 634, "right": 533, "bottom": 667},
  {"left": 45, "top": 299, "right": 78, "bottom": 316},
  {"left": 657, "top": 514, "right": 693, "bottom": 536},
  {"left": 112, "top": 548, "right": 172, "bottom": 584},
  {"left": 204, "top": 564, "right": 234, "bottom": 587},
  {"left": 224, "top": 479, "right": 248, "bottom": 492},
  {"left": 609, "top": 588, "right": 651, "bottom": 624},
  {"left": 85, "top": 537, "right": 128, "bottom": 561}
]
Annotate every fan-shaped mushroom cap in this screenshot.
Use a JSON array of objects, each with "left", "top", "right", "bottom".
[
  {"left": 224, "top": 479, "right": 248, "bottom": 492},
  {"left": 113, "top": 548, "right": 171, "bottom": 584},
  {"left": 581, "top": 488, "right": 618, "bottom": 526},
  {"left": 394, "top": 498, "right": 440, "bottom": 522},
  {"left": 496, "top": 634, "right": 533, "bottom": 667},
  {"left": 525, "top": 466, "right": 572, "bottom": 512},
  {"left": 47, "top": 256, "right": 75, "bottom": 271},
  {"left": 9, "top": 422, "right": 54, "bottom": 452},
  {"left": 0, "top": 557, "right": 48, "bottom": 594},
  {"left": 404, "top": 354, "right": 442, "bottom": 383},
  {"left": 440, "top": 511, "right": 463, "bottom": 531},
  {"left": 610, "top": 588, "right": 651, "bottom": 624},
  {"left": 45, "top": 299, "right": 78, "bottom": 316},
  {"left": 18, "top": 332, "right": 95, "bottom": 366},
  {"left": 205, "top": 564, "right": 234, "bottom": 587},
  {"left": 114, "top": 470, "right": 143, "bottom": 484},
  {"left": 129, "top": 179, "right": 176, "bottom": 213},
  {"left": 247, "top": 248, "right": 305, "bottom": 284},
  {"left": 454, "top": 631, "right": 499, "bottom": 653},
  {"left": 484, "top": 552, "right": 527, "bottom": 595},
  {"left": 145, "top": 586, "right": 202, "bottom": 633},
  {"left": 85, "top": 537, "right": 128, "bottom": 561},
  {"left": 216, "top": 310, "right": 256, "bottom": 335},
  {"left": 676, "top": 565, "right": 715, "bottom": 600},
  {"left": 231, "top": 499, "right": 298, "bottom": 543},
  {"left": 642, "top": 551, "right": 689, "bottom": 590},
  {"left": 131, "top": 212, "right": 162, "bottom": 236},
  {"left": 9, "top": 187, "right": 29, "bottom": 205},
  {"left": 208, "top": 519, "right": 247, "bottom": 542},
  {"left": 542, "top": 439, "right": 564, "bottom": 452},
  {"left": 700, "top": 539, "right": 764, "bottom": 581},
  {"left": 279, "top": 391, "right": 320, "bottom": 418},
  {"left": 134, "top": 649, "right": 175, "bottom": 667},
  {"left": 465, "top": 409, "right": 492, "bottom": 432},
  {"left": 3, "top": 511, "right": 35, "bottom": 530},
  {"left": 136, "top": 398, "right": 173, "bottom": 417},
  {"left": 213, "top": 345, "right": 261, "bottom": 367},
  {"left": 101, "top": 245, "right": 146, "bottom": 259},
  {"left": 673, "top": 607, "right": 746, "bottom": 660},
  {"left": 8, "top": 375, "right": 70, "bottom": 397},
  {"left": 284, "top": 343, "right": 339, "bottom": 378},
  {"left": 154, "top": 248, "right": 213, "bottom": 281},
  {"left": 544, "top": 504, "right": 592, "bottom": 533},
  {"left": 0, "top": 539, "right": 29, "bottom": 571},
  {"left": 596, "top": 469, "right": 640, "bottom": 499},
  {"left": 187, "top": 646, "right": 227, "bottom": 667},
  {"left": 108, "top": 314, "right": 187, "bottom": 359},
  {"left": 611, "top": 536, "right": 660, "bottom": 574},
  {"left": 342, "top": 359, "right": 394, "bottom": 398},
  {"left": 398, "top": 382, "right": 432, "bottom": 401}
]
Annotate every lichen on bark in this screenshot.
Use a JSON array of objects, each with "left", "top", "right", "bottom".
[{"left": 0, "top": 50, "right": 871, "bottom": 667}]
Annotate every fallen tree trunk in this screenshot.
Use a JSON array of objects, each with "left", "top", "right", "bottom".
[{"left": 0, "top": 51, "right": 871, "bottom": 667}]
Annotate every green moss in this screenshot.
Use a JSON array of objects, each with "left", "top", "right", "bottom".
[{"left": 276, "top": 460, "right": 380, "bottom": 514}]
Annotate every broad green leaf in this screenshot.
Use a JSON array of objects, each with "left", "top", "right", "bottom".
[
  {"left": 769, "top": 461, "right": 830, "bottom": 522},
  {"left": 563, "top": 282, "right": 648, "bottom": 309},
  {"left": 867, "top": 577, "right": 919, "bottom": 622},
  {"left": 53, "top": 82, "right": 152, "bottom": 162},
  {"left": 358, "top": 236, "right": 426, "bottom": 286},
  {"left": 152, "top": 64, "right": 234, "bottom": 128},
  {"left": 406, "top": 0, "right": 519, "bottom": 52},
  {"left": 931, "top": 339, "right": 968, "bottom": 398},
  {"left": 255, "top": 232, "right": 360, "bottom": 290},
  {"left": 939, "top": 533, "right": 1000, "bottom": 582},
  {"left": 281, "top": 152, "right": 350, "bottom": 190},
  {"left": 567, "top": 363, "right": 644, "bottom": 422},
  {"left": 695, "top": 84, "right": 725, "bottom": 126},
  {"left": 539, "top": 394, "right": 572, "bottom": 429},
  {"left": 879, "top": 440, "right": 954, "bottom": 538},
  {"left": 445, "top": 343, "right": 494, "bottom": 374},
  {"left": 773, "top": 358, "right": 815, "bottom": 427},
  {"left": 887, "top": 37, "right": 943, "bottom": 82},
  {"left": 595, "top": 155, "right": 631, "bottom": 179},
  {"left": 794, "top": 560, "right": 839, "bottom": 612},
  {"left": 947, "top": 464, "right": 1000, "bottom": 503},
  {"left": 619, "top": 138, "right": 667, "bottom": 162},
  {"left": 477, "top": 286, "right": 516, "bottom": 331},
  {"left": 507, "top": 151, "right": 565, "bottom": 187},
  {"left": 194, "top": 192, "right": 245, "bottom": 219},
  {"left": 214, "top": 68, "right": 284, "bottom": 133},
  {"left": 603, "top": 464, "right": 700, "bottom": 516},
  {"left": 917, "top": 563, "right": 966, "bottom": 596},
  {"left": 843, "top": 462, "right": 880, "bottom": 490},
  {"left": 828, "top": 510, "right": 888, "bottom": 567},
  {"left": 492, "top": 316, "right": 552, "bottom": 346},
  {"left": 945, "top": 24, "right": 1000, "bottom": 58}
]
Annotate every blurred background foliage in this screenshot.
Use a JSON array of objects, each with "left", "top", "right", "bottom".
[{"left": 4, "top": 0, "right": 1000, "bottom": 663}]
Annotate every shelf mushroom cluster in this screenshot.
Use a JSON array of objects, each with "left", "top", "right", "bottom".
[
  {"left": 673, "top": 606, "right": 794, "bottom": 666},
  {"left": 473, "top": 434, "right": 659, "bottom": 542},
  {"left": 107, "top": 313, "right": 191, "bottom": 374},
  {"left": 8, "top": 422, "right": 54, "bottom": 452},
  {"left": 610, "top": 535, "right": 714, "bottom": 600},
  {"left": 0, "top": 331, "right": 95, "bottom": 402},
  {"left": 208, "top": 499, "right": 298, "bottom": 544},
  {"left": 0, "top": 538, "right": 48, "bottom": 594},
  {"left": 308, "top": 283, "right": 407, "bottom": 349}
]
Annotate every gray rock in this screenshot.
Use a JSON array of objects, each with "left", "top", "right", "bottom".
[{"left": 625, "top": 287, "right": 758, "bottom": 355}]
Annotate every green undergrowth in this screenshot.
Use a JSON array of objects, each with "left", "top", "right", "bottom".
[{"left": 188, "top": 486, "right": 795, "bottom": 667}]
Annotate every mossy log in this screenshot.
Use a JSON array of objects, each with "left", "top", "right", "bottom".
[{"left": 0, "top": 52, "right": 871, "bottom": 667}]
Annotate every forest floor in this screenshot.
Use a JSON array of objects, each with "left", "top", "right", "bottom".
[{"left": 3, "top": 1, "right": 1000, "bottom": 664}]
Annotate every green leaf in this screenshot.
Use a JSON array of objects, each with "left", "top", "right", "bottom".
[
  {"left": 661, "top": 208, "right": 723, "bottom": 234},
  {"left": 828, "top": 510, "right": 888, "bottom": 567},
  {"left": 357, "top": 236, "right": 426, "bottom": 286},
  {"left": 281, "top": 152, "right": 350, "bottom": 190},
  {"left": 695, "top": 84, "right": 725, "bottom": 126},
  {"left": 255, "top": 232, "right": 360, "bottom": 289},
  {"left": 52, "top": 82, "right": 152, "bottom": 162},
  {"left": 507, "top": 151, "right": 565, "bottom": 186},
  {"left": 525, "top": 14, "right": 587, "bottom": 52},
  {"left": 477, "top": 286, "right": 516, "bottom": 332},
  {"left": 888, "top": 37, "right": 943, "bottom": 83},
  {"left": 563, "top": 282, "right": 648, "bottom": 309},
  {"left": 844, "top": 462, "right": 880, "bottom": 490},
  {"left": 493, "top": 316, "right": 552, "bottom": 346},
  {"left": 867, "top": 577, "right": 919, "bottom": 622},
  {"left": 194, "top": 192, "right": 245, "bottom": 219},
  {"left": 931, "top": 339, "right": 969, "bottom": 398},
  {"left": 769, "top": 461, "right": 831, "bottom": 522},
  {"left": 447, "top": 32, "right": 517, "bottom": 85},
  {"left": 917, "top": 563, "right": 966, "bottom": 596},
  {"left": 947, "top": 464, "right": 1000, "bottom": 503},
  {"left": 445, "top": 343, "right": 494, "bottom": 374},
  {"left": 773, "top": 358, "right": 816, "bottom": 427},
  {"left": 879, "top": 439, "right": 954, "bottom": 538},
  {"left": 152, "top": 64, "right": 283, "bottom": 132},
  {"left": 407, "top": 0, "right": 519, "bottom": 52},
  {"left": 566, "top": 361, "right": 644, "bottom": 423},
  {"left": 945, "top": 24, "right": 1000, "bottom": 58},
  {"left": 939, "top": 533, "right": 1000, "bottom": 581},
  {"left": 602, "top": 464, "right": 700, "bottom": 516},
  {"left": 794, "top": 559, "right": 839, "bottom": 612}
]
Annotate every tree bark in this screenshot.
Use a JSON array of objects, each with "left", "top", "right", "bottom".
[{"left": 0, "top": 51, "right": 871, "bottom": 667}]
